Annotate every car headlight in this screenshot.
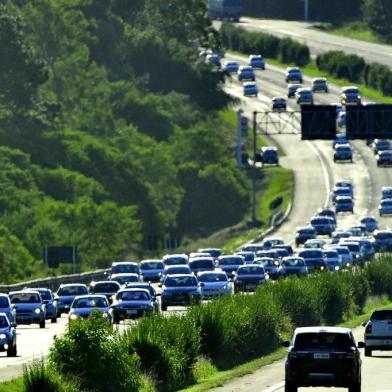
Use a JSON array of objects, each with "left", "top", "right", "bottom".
[
  {"left": 69, "top": 313, "right": 79, "bottom": 321},
  {"left": 102, "top": 313, "right": 108, "bottom": 318},
  {"left": 320, "top": 266, "right": 325, "bottom": 271},
  {"left": 34, "top": 308, "right": 42, "bottom": 314},
  {"left": 0, "top": 334, "right": 7, "bottom": 340},
  {"left": 334, "top": 266, "right": 340, "bottom": 271},
  {"left": 346, "top": 263, "right": 351, "bottom": 267}
]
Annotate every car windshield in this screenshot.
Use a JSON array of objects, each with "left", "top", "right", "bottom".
[
  {"left": 58, "top": 286, "right": 88, "bottom": 296},
  {"left": 37, "top": 290, "right": 52, "bottom": 300},
  {"left": 111, "top": 264, "right": 138, "bottom": 274},
  {"left": 164, "top": 257, "right": 187, "bottom": 265},
  {"left": 0, "top": 316, "right": 9, "bottom": 328},
  {"left": 112, "top": 275, "right": 138, "bottom": 284},
  {"left": 324, "top": 251, "right": 338, "bottom": 257},
  {"left": 283, "top": 259, "right": 304, "bottom": 267},
  {"left": 165, "top": 276, "right": 198, "bottom": 287},
  {"left": 311, "top": 218, "right": 329, "bottom": 224},
  {"left": 10, "top": 293, "right": 41, "bottom": 303},
  {"left": 345, "top": 244, "right": 360, "bottom": 252},
  {"left": 335, "top": 188, "right": 351, "bottom": 195},
  {"left": 375, "top": 232, "right": 392, "bottom": 239},
  {"left": 263, "top": 151, "right": 277, "bottom": 157},
  {"left": 336, "top": 248, "right": 350, "bottom": 255},
  {"left": 73, "top": 297, "right": 108, "bottom": 308},
  {"left": 198, "top": 273, "right": 227, "bottom": 283},
  {"left": 141, "top": 262, "right": 164, "bottom": 270},
  {"left": 91, "top": 283, "right": 119, "bottom": 293},
  {"left": 381, "top": 200, "right": 392, "bottom": 206},
  {"left": 299, "top": 250, "right": 322, "bottom": 258},
  {"left": 189, "top": 259, "right": 213, "bottom": 269},
  {"left": 338, "top": 146, "right": 351, "bottom": 152},
  {"left": 344, "top": 88, "right": 359, "bottom": 94},
  {"left": 0, "top": 297, "right": 9, "bottom": 307},
  {"left": 299, "top": 229, "right": 314, "bottom": 234},
  {"left": 371, "top": 310, "right": 392, "bottom": 320},
  {"left": 118, "top": 291, "right": 150, "bottom": 301},
  {"left": 238, "top": 266, "right": 264, "bottom": 275},
  {"left": 218, "top": 257, "right": 243, "bottom": 266},
  {"left": 294, "top": 332, "right": 353, "bottom": 351},
  {"left": 165, "top": 267, "right": 190, "bottom": 275}
]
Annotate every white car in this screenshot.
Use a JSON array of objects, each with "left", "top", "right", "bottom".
[{"left": 363, "top": 308, "right": 392, "bottom": 357}]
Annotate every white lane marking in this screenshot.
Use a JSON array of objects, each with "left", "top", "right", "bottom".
[
  {"left": 263, "top": 381, "right": 285, "bottom": 392},
  {"left": 305, "top": 141, "right": 331, "bottom": 208}
]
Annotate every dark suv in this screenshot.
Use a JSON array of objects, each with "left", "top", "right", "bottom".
[{"left": 283, "top": 327, "right": 364, "bottom": 392}]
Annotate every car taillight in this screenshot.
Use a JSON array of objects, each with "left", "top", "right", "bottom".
[{"left": 365, "top": 324, "right": 372, "bottom": 334}]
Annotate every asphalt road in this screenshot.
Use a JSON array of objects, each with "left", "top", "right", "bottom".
[
  {"left": 234, "top": 17, "right": 392, "bottom": 67},
  {"left": 1, "top": 54, "right": 391, "bottom": 386}
]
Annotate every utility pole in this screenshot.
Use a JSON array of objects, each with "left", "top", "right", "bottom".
[
  {"left": 237, "top": 108, "right": 243, "bottom": 168},
  {"left": 252, "top": 111, "right": 257, "bottom": 225},
  {"left": 304, "top": 0, "right": 309, "bottom": 22}
]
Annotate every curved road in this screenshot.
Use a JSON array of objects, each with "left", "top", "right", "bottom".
[
  {"left": 235, "top": 17, "right": 392, "bottom": 67},
  {"left": 0, "top": 54, "right": 391, "bottom": 387}
]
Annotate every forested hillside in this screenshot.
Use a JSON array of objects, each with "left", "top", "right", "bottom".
[{"left": 0, "top": 0, "right": 249, "bottom": 283}]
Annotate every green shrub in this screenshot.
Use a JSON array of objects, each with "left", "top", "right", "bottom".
[
  {"left": 125, "top": 314, "right": 200, "bottom": 389},
  {"left": 365, "top": 257, "right": 392, "bottom": 298},
  {"left": 270, "top": 276, "right": 322, "bottom": 326},
  {"left": 49, "top": 313, "right": 142, "bottom": 392},
  {"left": 23, "top": 360, "right": 79, "bottom": 392}
]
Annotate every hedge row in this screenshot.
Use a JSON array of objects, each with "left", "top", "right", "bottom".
[
  {"left": 24, "top": 257, "right": 392, "bottom": 392},
  {"left": 316, "top": 50, "right": 392, "bottom": 96},
  {"left": 220, "top": 23, "right": 310, "bottom": 67}
]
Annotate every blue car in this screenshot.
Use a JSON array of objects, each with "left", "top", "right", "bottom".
[
  {"left": 359, "top": 216, "right": 378, "bottom": 232},
  {"left": 0, "top": 294, "right": 16, "bottom": 324},
  {"left": 55, "top": 284, "right": 88, "bottom": 316},
  {"left": 234, "top": 251, "right": 256, "bottom": 264},
  {"left": 162, "top": 254, "right": 189, "bottom": 266},
  {"left": 69, "top": 295, "right": 112, "bottom": 323},
  {"left": 295, "top": 226, "right": 317, "bottom": 246},
  {"left": 298, "top": 249, "right": 327, "bottom": 272},
  {"left": 111, "top": 288, "right": 157, "bottom": 323},
  {"left": 189, "top": 257, "right": 215, "bottom": 274},
  {"left": 109, "top": 261, "right": 140, "bottom": 280},
  {"left": 197, "top": 248, "right": 222, "bottom": 260},
  {"left": 198, "top": 271, "right": 232, "bottom": 298},
  {"left": 24, "top": 288, "right": 57, "bottom": 323},
  {"left": 372, "top": 230, "right": 392, "bottom": 252},
  {"left": 233, "top": 265, "right": 269, "bottom": 292},
  {"left": 310, "top": 216, "right": 334, "bottom": 236},
  {"left": 237, "top": 66, "right": 255, "bottom": 81},
  {"left": 249, "top": 55, "right": 265, "bottom": 70},
  {"left": 243, "top": 82, "right": 258, "bottom": 97},
  {"left": 334, "top": 144, "right": 353, "bottom": 162},
  {"left": 217, "top": 255, "right": 244, "bottom": 277},
  {"left": 223, "top": 61, "right": 239, "bottom": 73},
  {"left": 140, "top": 260, "right": 165, "bottom": 282},
  {"left": 379, "top": 198, "right": 392, "bottom": 216},
  {"left": 9, "top": 291, "right": 47, "bottom": 328},
  {"left": 160, "top": 265, "right": 192, "bottom": 282},
  {"left": 333, "top": 134, "right": 348, "bottom": 149},
  {"left": 335, "top": 196, "right": 354, "bottom": 213},
  {"left": 0, "top": 313, "right": 17, "bottom": 357},
  {"left": 160, "top": 274, "right": 202, "bottom": 311},
  {"left": 281, "top": 257, "right": 308, "bottom": 277},
  {"left": 253, "top": 257, "right": 284, "bottom": 280}
]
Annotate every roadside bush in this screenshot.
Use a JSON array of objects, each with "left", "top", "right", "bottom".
[
  {"left": 125, "top": 314, "right": 200, "bottom": 389},
  {"left": 315, "top": 272, "right": 355, "bottom": 324},
  {"left": 316, "top": 51, "right": 366, "bottom": 83},
  {"left": 343, "top": 271, "right": 370, "bottom": 313},
  {"left": 220, "top": 24, "right": 310, "bottom": 66},
  {"left": 365, "top": 257, "right": 392, "bottom": 298},
  {"left": 366, "top": 62, "right": 392, "bottom": 96},
  {"left": 270, "top": 276, "right": 322, "bottom": 326},
  {"left": 23, "top": 360, "right": 80, "bottom": 392},
  {"left": 49, "top": 313, "right": 142, "bottom": 392}
]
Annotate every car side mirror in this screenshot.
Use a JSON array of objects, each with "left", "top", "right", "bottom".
[
  {"left": 199, "top": 282, "right": 205, "bottom": 287},
  {"left": 357, "top": 341, "right": 366, "bottom": 349},
  {"left": 281, "top": 340, "right": 290, "bottom": 348}
]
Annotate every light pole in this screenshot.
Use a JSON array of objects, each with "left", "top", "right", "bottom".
[
  {"left": 304, "top": 0, "right": 309, "bottom": 21},
  {"left": 252, "top": 111, "right": 257, "bottom": 225},
  {"left": 237, "top": 108, "right": 243, "bottom": 168}
]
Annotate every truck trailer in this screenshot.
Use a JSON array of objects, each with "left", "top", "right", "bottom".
[{"left": 207, "top": 0, "right": 243, "bottom": 22}]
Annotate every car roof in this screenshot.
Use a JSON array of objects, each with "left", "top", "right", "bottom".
[
  {"left": 262, "top": 146, "right": 277, "bottom": 151},
  {"left": 59, "top": 283, "right": 87, "bottom": 287},
  {"left": 297, "top": 87, "right": 311, "bottom": 92},
  {"left": 165, "top": 273, "right": 197, "bottom": 278},
  {"left": 336, "top": 196, "right": 353, "bottom": 201},
  {"left": 111, "top": 272, "right": 139, "bottom": 276},
  {"left": 140, "top": 259, "right": 163, "bottom": 264},
  {"left": 90, "top": 280, "right": 120, "bottom": 286},
  {"left": 295, "top": 326, "right": 351, "bottom": 334},
  {"left": 342, "top": 86, "right": 359, "bottom": 91},
  {"left": 287, "top": 67, "right": 300, "bottom": 71},
  {"left": 243, "top": 81, "right": 257, "bottom": 86},
  {"left": 9, "top": 290, "right": 41, "bottom": 295},
  {"left": 112, "top": 261, "right": 138, "bottom": 266},
  {"left": 74, "top": 294, "right": 108, "bottom": 300},
  {"left": 313, "top": 77, "right": 326, "bottom": 81},
  {"left": 118, "top": 288, "right": 151, "bottom": 294},
  {"left": 197, "top": 270, "right": 226, "bottom": 276}
]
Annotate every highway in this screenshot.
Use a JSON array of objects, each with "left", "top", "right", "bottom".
[
  {"left": 235, "top": 17, "right": 392, "bottom": 67},
  {"left": 0, "top": 54, "right": 392, "bottom": 389}
]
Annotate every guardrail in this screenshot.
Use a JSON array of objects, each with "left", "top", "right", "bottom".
[{"left": 0, "top": 269, "right": 109, "bottom": 293}]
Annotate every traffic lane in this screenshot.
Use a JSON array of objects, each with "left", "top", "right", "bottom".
[
  {"left": 0, "top": 316, "right": 67, "bottom": 381},
  {"left": 225, "top": 59, "right": 373, "bottom": 234},
  {"left": 209, "top": 326, "right": 392, "bottom": 392},
  {"left": 224, "top": 80, "right": 330, "bottom": 245},
  {"left": 236, "top": 17, "right": 392, "bottom": 69}
]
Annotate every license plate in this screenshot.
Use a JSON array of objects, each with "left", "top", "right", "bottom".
[
  {"left": 382, "top": 339, "right": 392, "bottom": 345},
  {"left": 314, "top": 353, "right": 330, "bottom": 359},
  {"left": 126, "top": 310, "right": 138, "bottom": 315},
  {"left": 247, "top": 284, "right": 256, "bottom": 289}
]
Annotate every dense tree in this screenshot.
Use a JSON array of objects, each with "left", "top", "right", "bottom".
[{"left": 362, "top": 0, "right": 392, "bottom": 42}]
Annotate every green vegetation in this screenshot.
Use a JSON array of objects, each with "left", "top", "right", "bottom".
[
  {"left": 0, "top": 258, "right": 386, "bottom": 392},
  {"left": 313, "top": 21, "right": 380, "bottom": 44},
  {"left": 0, "top": 1, "right": 255, "bottom": 283},
  {"left": 220, "top": 24, "right": 310, "bottom": 67}
]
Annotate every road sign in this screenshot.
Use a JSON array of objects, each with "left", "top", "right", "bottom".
[
  {"left": 301, "top": 105, "right": 337, "bottom": 140},
  {"left": 44, "top": 246, "right": 77, "bottom": 269}
]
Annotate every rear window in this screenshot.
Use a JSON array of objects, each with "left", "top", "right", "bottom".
[
  {"left": 58, "top": 286, "right": 88, "bottom": 296},
  {"left": 190, "top": 259, "right": 214, "bottom": 269},
  {"left": 10, "top": 292, "right": 41, "bottom": 303},
  {"left": 0, "top": 297, "right": 9, "bottom": 307},
  {"left": 91, "top": 282, "right": 120, "bottom": 293},
  {"left": 238, "top": 266, "right": 264, "bottom": 275},
  {"left": 218, "top": 257, "right": 243, "bottom": 266},
  {"left": 299, "top": 250, "right": 322, "bottom": 258},
  {"left": 294, "top": 332, "right": 353, "bottom": 351},
  {"left": 371, "top": 310, "right": 392, "bottom": 320}
]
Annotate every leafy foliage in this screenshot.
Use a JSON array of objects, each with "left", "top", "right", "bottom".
[{"left": 362, "top": 0, "right": 392, "bottom": 42}]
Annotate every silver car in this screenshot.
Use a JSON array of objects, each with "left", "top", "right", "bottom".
[
  {"left": 9, "top": 291, "right": 47, "bottom": 328},
  {"left": 198, "top": 271, "right": 232, "bottom": 298},
  {"left": 69, "top": 295, "right": 112, "bottom": 322}
]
